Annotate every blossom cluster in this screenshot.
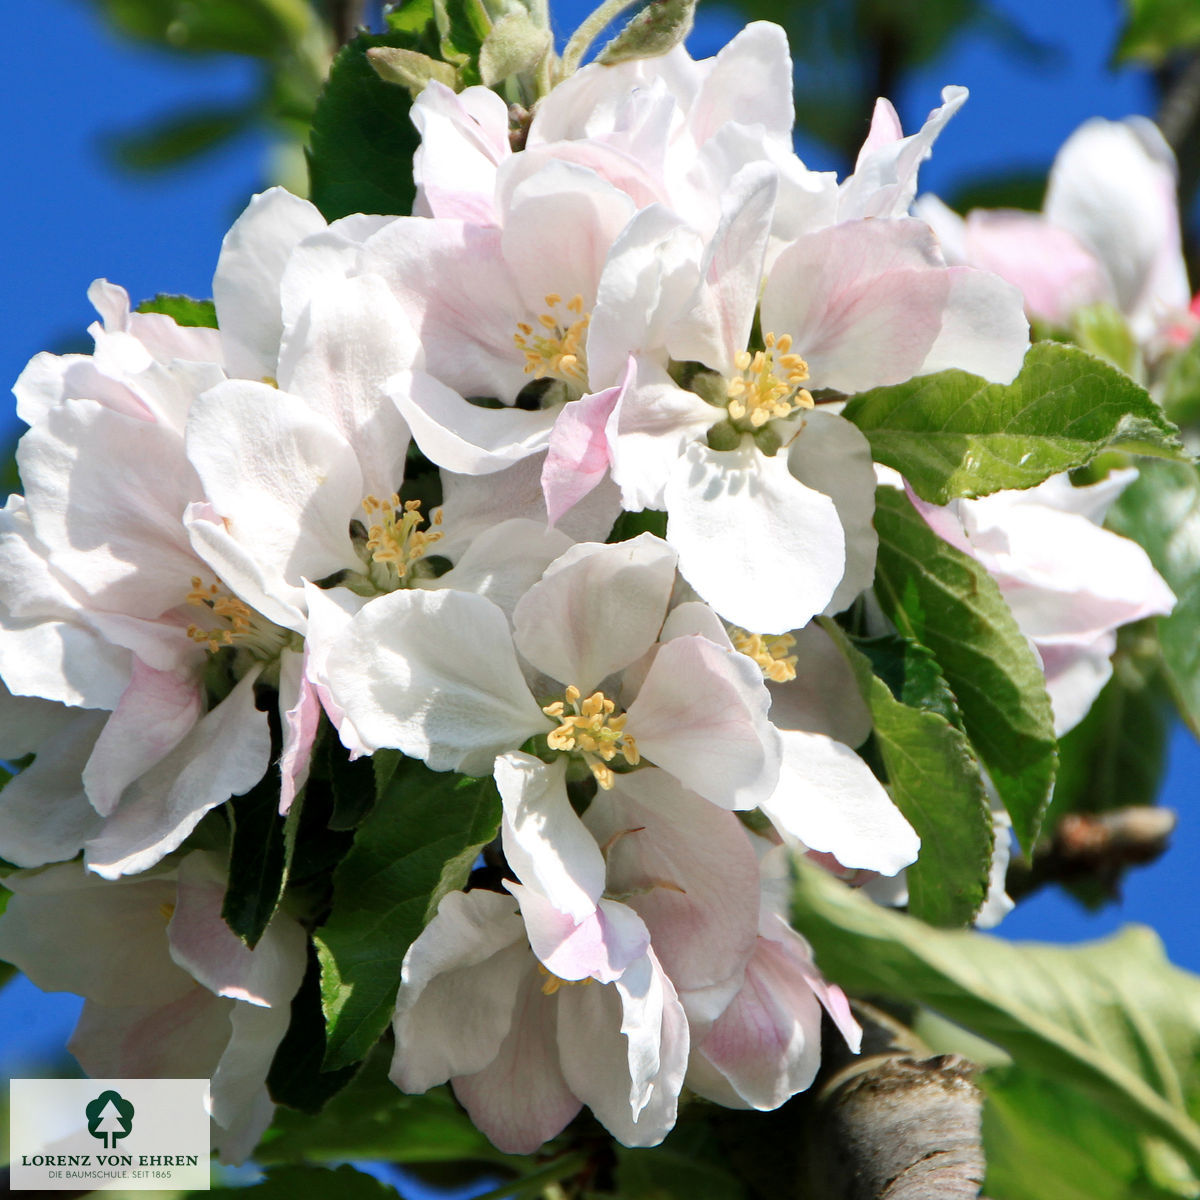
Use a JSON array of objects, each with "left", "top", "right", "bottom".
[{"left": 0, "top": 22, "right": 1179, "bottom": 1160}]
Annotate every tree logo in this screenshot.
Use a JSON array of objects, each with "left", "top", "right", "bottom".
[{"left": 85, "top": 1090, "right": 135, "bottom": 1149}]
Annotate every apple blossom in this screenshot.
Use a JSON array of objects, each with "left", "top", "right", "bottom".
[{"left": 0, "top": 853, "right": 306, "bottom": 1162}]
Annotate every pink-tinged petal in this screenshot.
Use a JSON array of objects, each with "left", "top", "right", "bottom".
[
  {"left": 760, "top": 219, "right": 950, "bottom": 394},
  {"left": 85, "top": 669, "right": 272, "bottom": 879},
  {"left": 626, "top": 633, "right": 781, "bottom": 811},
  {"left": 278, "top": 646, "right": 322, "bottom": 815},
  {"left": 918, "top": 266, "right": 1030, "bottom": 384},
  {"left": 913, "top": 193, "right": 968, "bottom": 263},
  {"left": 588, "top": 207, "right": 705, "bottom": 390},
  {"left": 452, "top": 967, "right": 582, "bottom": 1154},
  {"left": 0, "top": 502, "right": 132, "bottom": 709},
  {"left": 607, "top": 365, "right": 717, "bottom": 513},
  {"left": 0, "top": 863, "right": 187, "bottom": 1005},
  {"left": 438, "top": 454, "right": 622, "bottom": 558},
  {"left": 769, "top": 915, "right": 861, "bottom": 1053},
  {"left": 430, "top": 518, "right": 574, "bottom": 621},
  {"left": 666, "top": 164, "right": 777, "bottom": 374},
  {"left": 0, "top": 686, "right": 77, "bottom": 758},
  {"left": 960, "top": 211, "right": 1108, "bottom": 328},
  {"left": 840, "top": 85, "right": 968, "bottom": 221},
  {"left": 1045, "top": 117, "right": 1190, "bottom": 337},
  {"left": 19, "top": 399, "right": 203, "bottom": 619},
  {"left": 500, "top": 159, "right": 637, "bottom": 310},
  {"left": 497, "top": 755, "right": 607, "bottom": 923},
  {"left": 186, "top": 380, "right": 364, "bottom": 590},
  {"left": 322, "top": 588, "right": 546, "bottom": 774},
  {"left": 412, "top": 81, "right": 511, "bottom": 222},
  {"left": 514, "top": 534, "right": 678, "bottom": 693},
  {"left": 301, "top": 582, "right": 371, "bottom": 758},
  {"left": 542, "top": 376, "right": 627, "bottom": 527},
  {"left": 557, "top": 949, "right": 688, "bottom": 1146},
  {"left": 393, "top": 890, "right": 529, "bottom": 1091},
  {"left": 689, "top": 22, "right": 795, "bottom": 145},
  {"left": 210, "top": 1004, "right": 287, "bottom": 1163},
  {"left": 1038, "top": 635, "right": 1117, "bottom": 738},
  {"left": 659, "top": 600, "right": 732, "bottom": 647},
  {"left": 276, "top": 274, "right": 416, "bottom": 502},
  {"left": 70, "top": 987, "right": 231, "bottom": 1081},
  {"left": 82, "top": 659, "right": 203, "bottom": 817},
  {"left": 391, "top": 368, "right": 557, "bottom": 475},
  {"left": 168, "top": 852, "right": 306, "bottom": 1008},
  {"left": 0, "top": 710, "right": 107, "bottom": 867},
  {"left": 689, "top": 934, "right": 823, "bottom": 1109},
  {"left": 14, "top": 350, "right": 147, "bottom": 427},
  {"left": 278, "top": 215, "right": 393, "bottom": 334},
  {"left": 763, "top": 730, "right": 919, "bottom": 875},
  {"left": 363, "top": 219, "right": 532, "bottom": 401},
  {"left": 184, "top": 501, "right": 306, "bottom": 635},
  {"left": 213, "top": 188, "right": 328, "bottom": 380},
  {"left": 664, "top": 442, "right": 845, "bottom": 634},
  {"left": 507, "top": 140, "right": 668, "bottom": 217},
  {"left": 857, "top": 97, "right": 904, "bottom": 160},
  {"left": 767, "top": 622, "right": 872, "bottom": 748},
  {"left": 511, "top": 882, "right": 651, "bottom": 985},
  {"left": 784, "top": 411, "right": 879, "bottom": 615},
  {"left": 586, "top": 770, "right": 760, "bottom": 1010}
]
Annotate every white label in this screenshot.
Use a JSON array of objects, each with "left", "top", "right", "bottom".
[{"left": 10, "top": 1079, "right": 210, "bottom": 1191}]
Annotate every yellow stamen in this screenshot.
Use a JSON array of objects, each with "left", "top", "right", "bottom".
[
  {"left": 186, "top": 576, "right": 280, "bottom": 656},
  {"left": 540, "top": 685, "right": 640, "bottom": 788},
  {"left": 512, "top": 294, "right": 591, "bottom": 389},
  {"left": 729, "top": 627, "right": 799, "bottom": 683},
  {"left": 725, "top": 331, "right": 813, "bottom": 428},
  {"left": 363, "top": 496, "right": 444, "bottom": 581},
  {"left": 159, "top": 902, "right": 176, "bottom": 923},
  {"left": 537, "top": 962, "right": 596, "bottom": 996}
]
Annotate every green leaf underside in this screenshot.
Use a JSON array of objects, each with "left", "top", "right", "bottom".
[
  {"left": 308, "top": 22, "right": 438, "bottom": 221},
  {"left": 983, "top": 1066, "right": 1195, "bottom": 1200},
  {"left": 260, "top": 1046, "right": 525, "bottom": 1169},
  {"left": 1107, "top": 461, "right": 1200, "bottom": 740},
  {"left": 221, "top": 768, "right": 288, "bottom": 948},
  {"left": 822, "top": 620, "right": 993, "bottom": 926},
  {"left": 135, "top": 293, "right": 218, "bottom": 327},
  {"left": 843, "top": 342, "right": 1184, "bottom": 504},
  {"left": 209, "top": 1164, "right": 400, "bottom": 1199},
  {"left": 316, "top": 759, "right": 502, "bottom": 1070},
  {"left": 791, "top": 861, "right": 1200, "bottom": 1172},
  {"left": 872, "top": 486, "right": 1057, "bottom": 850}
]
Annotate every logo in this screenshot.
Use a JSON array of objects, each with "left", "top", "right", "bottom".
[
  {"left": 85, "top": 1091, "right": 135, "bottom": 1150},
  {"left": 10, "top": 1079, "right": 210, "bottom": 1191}
]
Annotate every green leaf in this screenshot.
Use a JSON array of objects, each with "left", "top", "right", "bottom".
[
  {"left": 308, "top": 25, "right": 438, "bottom": 221},
  {"left": 105, "top": 105, "right": 253, "bottom": 172},
  {"left": 267, "top": 946, "right": 362, "bottom": 1115},
  {"left": 210, "top": 1164, "right": 400, "bottom": 1199},
  {"left": 433, "top": 0, "right": 492, "bottom": 81},
  {"left": 96, "top": 0, "right": 311, "bottom": 57},
  {"left": 221, "top": 767, "right": 287, "bottom": 948},
  {"left": 596, "top": 0, "right": 697, "bottom": 64},
  {"left": 1052, "top": 629, "right": 1170, "bottom": 819},
  {"left": 615, "top": 1139, "right": 745, "bottom": 1200},
  {"left": 1160, "top": 337, "right": 1200, "bottom": 428},
  {"left": 851, "top": 632, "right": 966, "bottom": 731},
  {"left": 1118, "top": 0, "right": 1200, "bottom": 63},
  {"left": 1107, "top": 461, "right": 1200, "bottom": 739},
  {"left": 791, "top": 859, "right": 1200, "bottom": 1172},
  {"left": 872, "top": 486, "right": 1057, "bottom": 850},
  {"left": 983, "top": 1067, "right": 1196, "bottom": 1200},
  {"left": 315, "top": 760, "right": 502, "bottom": 1069},
  {"left": 259, "top": 1047, "right": 522, "bottom": 1167},
  {"left": 1071, "top": 304, "right": 1139, "bottom": 374},
  {"left": 821, "top": 620, "right": 993, "bottom": 926},
  {"left": 323, "top": 733, "right": 378, "bottom": 832},
  {"left": 842, "top": 342, "right": 1185, "bottom": 504},
  {"left": 135, "top": 294, "right": 218, "bottom": 328}
]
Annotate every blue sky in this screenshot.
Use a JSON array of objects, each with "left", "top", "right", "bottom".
[{"left": 0, "top": 0, "right": 1195, "bottom": 1085}]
